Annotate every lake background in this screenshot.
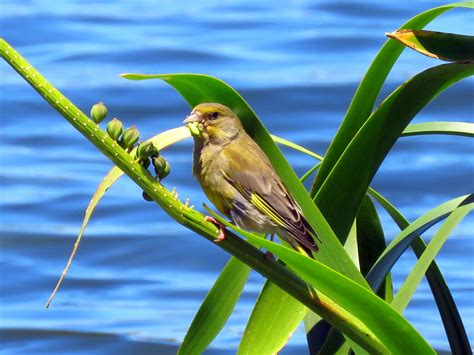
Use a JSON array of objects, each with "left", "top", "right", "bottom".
[{"left": 1, "top": 1, "right": 473, "bottom": 353}]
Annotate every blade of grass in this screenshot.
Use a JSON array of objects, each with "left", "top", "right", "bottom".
[
  {"left": 311, "top": 2, "right": 473, "bottom": 196},
  {"left": 387, "top": 30, "right": 474, "bottom": 62},
  {"left": 178, "top": 257, "right": 251, "bottom": 355},
  {"left": 314, "top": 63, "right": 474, "bottom": 241},
  {"left": 271, "top": 134, "right": 324, "bottom": 160},
  {"left": 402, "top": 121, "right": 474, "bottom": 137}
]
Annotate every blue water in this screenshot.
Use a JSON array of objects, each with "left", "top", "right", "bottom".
[{"left": 1, "top": 1, "right": 473, "bottom": 353}]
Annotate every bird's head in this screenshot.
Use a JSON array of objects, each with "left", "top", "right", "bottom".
[{"left": 183, "top": 103, "right": 243, "bottom": 144}]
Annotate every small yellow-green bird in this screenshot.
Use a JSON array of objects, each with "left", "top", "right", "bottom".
[{"left": 184, "top": 103, "right": 320, "bottom": 256}]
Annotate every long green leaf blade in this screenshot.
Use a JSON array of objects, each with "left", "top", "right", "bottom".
[
  {"left": 366, "top": 195, "right": 470, "bottom": 291},
  {"left": 387, "top": 30, "right": 474, "bottom": 62},
  {"left": 392, "top": 197, "right": 474, "bottom": 312},
  {"left": 311, "top": 2, "right": 473, "bottom": 195},
  {"left": 178, "top": 257, "right": 251, "bottom": 355},
  {"left": 314, "top": 63, "right": 474, "bottom": 241},
  {"left": 402, "top": 121, "right": 474, "bottom": 137},
  {"left": 369, "top": 189, "right": 471, "bottom": 353}
]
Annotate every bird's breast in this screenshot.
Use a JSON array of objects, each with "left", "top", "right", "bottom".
[{"left": 192, "top": 141, "right": 232, "bottom": 215}]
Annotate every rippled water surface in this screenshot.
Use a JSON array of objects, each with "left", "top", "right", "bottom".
[{"left": 1, "top": 1, "right": 473, "bottom": 353}]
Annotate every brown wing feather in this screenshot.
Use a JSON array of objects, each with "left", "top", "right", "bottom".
[{"left": 222, "top": 133, "right": 319, "bottom": 252}]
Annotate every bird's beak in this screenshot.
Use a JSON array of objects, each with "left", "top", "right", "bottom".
[{"left": 183, "top": 111, "right": 202, "bottom": 124}]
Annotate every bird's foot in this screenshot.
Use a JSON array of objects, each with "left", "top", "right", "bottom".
[{"left": 205, "top": 216, "right": 226, "bottom": 242}]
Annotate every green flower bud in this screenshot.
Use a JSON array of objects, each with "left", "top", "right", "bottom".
[
  {"left": 187, "top": 122, "right": 202, "bottom": 137},
  {"left": 142, "top": 190, "right": 153, "bottom": 202},
  {"left": 161, "top": 161, "right": 170, "bottom": 179},
  {"left": 141, "top": 157, "right": 151, "bottom": 169},
  {"left": 152, "top": 156, "right": 170, "bottom": 180},
  {"left": 90, "top": 101, "right": 108, "bottom": 124},
  {"left": 106, "top": 117, "right": 123, "bottom": 140},
  {"left": 120, "top": 126, "right": 139, "bottom": 150},
  {"left": 136, "top": 141, "right": 157, "bottom": 160}
]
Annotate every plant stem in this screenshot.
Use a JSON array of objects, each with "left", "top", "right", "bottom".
[{"left": 0, "top": 38, "right": 384, "bottom": 353}]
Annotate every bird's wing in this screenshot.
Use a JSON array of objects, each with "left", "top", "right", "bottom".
[{"left": 221, "top": 136, "right": 318, "bottom": 252}]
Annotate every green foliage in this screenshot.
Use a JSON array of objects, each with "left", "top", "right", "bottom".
[{"left": 1, "top": 2, "right": 473, "bottom": 354}]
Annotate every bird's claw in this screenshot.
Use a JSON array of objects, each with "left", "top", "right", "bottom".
[{"left": 205, "top": 216, "right": 226, "bottom": 242}]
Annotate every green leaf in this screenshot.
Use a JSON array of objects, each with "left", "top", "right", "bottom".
[
  {"left": 366, "top": 195, "right": 470, "bottom": 292},
  {"left": 212, "top": 215, "right": 434, "bottom": 354},
  {"left": 314, "top": 63, "right": 474, "bottom": 241},
  {"left": 271, "top": 134, "right": 324, "bottom": 160},
  {"left": 122, "top": 73, "right": 369, "bottom": 287},
  {"left": 45, "top": 126, "right": 191, "bottom": 308},
  {"left": 315, "top": 197, "right": 391, "bottom": 354},
  {"left": 402, "top": 121, "right": 474, "bottom": 137},
  {"left": 238, "top": 281, "right": 307, "bottom": 355},
  {"left": 178, "top": 257, "right": 251, "bottom": 355},
  {"left": 311, "top": 2, "right": 473, "bottom": 196},
  {"left": 392, "top": 196, "right": 474, "bottom": 312},
  {"left": 387, "top": 30, "right": 474, "bottom": 62},
  {"left": 369, "top": 189, "right": 471, "bottom": 353},
  {"left": 299, "top": 162, "right": 321, "bottom": 183}
]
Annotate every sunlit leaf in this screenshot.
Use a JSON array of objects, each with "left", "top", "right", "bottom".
[
  {"left": 402, "top": 121, "right": 474, "bottom": 137},
  {"left": 238, "top": 281, "right": 307, "bottom": 355},
  {"left": 387, "top": 30, "right": 474, "bottom": 62}
]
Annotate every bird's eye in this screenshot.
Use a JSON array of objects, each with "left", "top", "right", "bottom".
[{"left": 210, "top": 112, "right": 219, "bottom": 119}]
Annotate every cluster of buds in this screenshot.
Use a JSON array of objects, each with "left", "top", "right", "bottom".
[
  {"left": 89, "top": 102, "right": 171, "bottom": 202},
  {"left": 89, "top": 102, "right": 139, "bottom": 151}
]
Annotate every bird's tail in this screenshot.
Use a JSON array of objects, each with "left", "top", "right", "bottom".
[{"left": 278, "top": 229, "right": 317, "bottom": 259}]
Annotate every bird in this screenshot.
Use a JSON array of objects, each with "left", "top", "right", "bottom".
[{"left": 183, "top": 103, "right": 320, "bottom": 257}]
